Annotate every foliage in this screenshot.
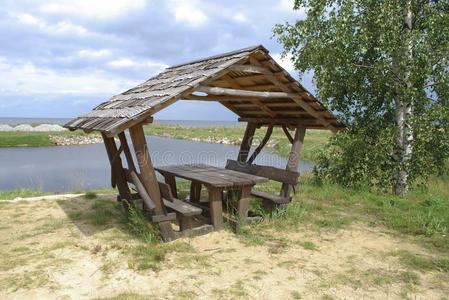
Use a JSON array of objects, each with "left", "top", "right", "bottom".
[{"left": 274, "top": 0, "right": 449, "bottom": 191}]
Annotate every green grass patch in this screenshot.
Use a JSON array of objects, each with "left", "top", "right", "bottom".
[
  {"left": 392, "top": 250, "right": 449, "bottom": 273},
  {"left": 0, "top": 130, "right": 88, "bottom": 147},
  {"left": 0, "top": 188, "right": 48, "bottom": 200}
]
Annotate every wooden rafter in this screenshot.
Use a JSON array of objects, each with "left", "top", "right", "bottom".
[
  {"left": 248, "top": 55, "right": 337, "bottom": 132},
  {"left": 219, "top": 74, "right": 277, "bottom": 118},
  {"left": 195, "top": 85, "right": 297, "bottom": 99}
]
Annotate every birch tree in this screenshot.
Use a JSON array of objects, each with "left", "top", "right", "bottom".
[{"left": 274, "top": 0, "right": 449, "bottom": 195}]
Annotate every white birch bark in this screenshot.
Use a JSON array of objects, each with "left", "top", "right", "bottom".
[{"left": 393, "top": 1, "right": 414, "bottom": 196}]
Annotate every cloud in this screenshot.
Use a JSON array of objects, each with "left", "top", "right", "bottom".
[
  {"left": 169, "top": 0, "right": 208, "bottom": 27},
  {"left": 0, "top": 57, "right": 139, "bottom": 95},
  {"left": 0, "top": 0, "right": 314, "bottom": 118},
  {"left": 272, "top": 53, "right": 296, "bottom": 73},
  {"left": 39, "top": 0, "right": 147, "bottom": 19},
  {"left": 13, "top": 12, "right": 89, "bottom": 36}
]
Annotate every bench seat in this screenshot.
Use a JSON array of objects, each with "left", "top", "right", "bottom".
[
  {"left": 250, "top": 190, "right": 291, "bottom": 204},
  {"left": 162, "top": 198, "right": 202, "bottom": 217}
]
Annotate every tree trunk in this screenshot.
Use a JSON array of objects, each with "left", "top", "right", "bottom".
[{"left": 392, "top": 1, "right": 414, "bottom": 196}]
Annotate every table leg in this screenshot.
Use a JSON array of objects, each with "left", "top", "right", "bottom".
[
  {"left": 190, "top": 181, "right": 202, "bottom": 203},
  {"left": 237, "top": 185, "right": 253, "bottom": 228},
  {"left": 208, "top": 187, "right": 223, "bottom": 230},
  {"left": 164, "top": 174, "right": 178, "bottom": 198}
]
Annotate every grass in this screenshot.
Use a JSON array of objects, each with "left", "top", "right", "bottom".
[
  {"left": 0, "top": 187, "right": 115, "bottom": 200},
  {"left": 0, "top": 130, "right": 89, "bottom": 147}
]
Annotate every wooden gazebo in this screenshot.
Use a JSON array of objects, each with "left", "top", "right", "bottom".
[{"left": 65, "top": 45, "right": 343, "bottom": 241}]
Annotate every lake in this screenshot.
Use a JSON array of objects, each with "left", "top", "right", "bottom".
[{"left": 0, "top": 136, "right": 314, "bottom": 192}]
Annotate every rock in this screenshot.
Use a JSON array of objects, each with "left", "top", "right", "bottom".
[
  {"left": 49, "top": 134, "right": 105, "bottom": 146},
  {"left": 0, "top": 124, "right": 13, "bottom": 131},
  {"left": 14, "top": 124, "right": 35, "bottom": 131}
]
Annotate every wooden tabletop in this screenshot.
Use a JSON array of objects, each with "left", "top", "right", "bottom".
[{"left": 155, "top": 164, "right": 268, "bottom": 188}]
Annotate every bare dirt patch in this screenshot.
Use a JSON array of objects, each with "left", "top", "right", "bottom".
[{"left": 0, "top": 196, "right": 448, "bottom": 300}]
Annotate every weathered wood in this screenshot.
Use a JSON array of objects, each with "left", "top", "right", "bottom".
[
  {"left": 208, "top": 187, "right": 224, "bottom": 230},
  {"left": 155, "top": 164, "right": 267, "bottom": 188},
  {"left": 238, "top": 117, "right": 324, "bottom": 126},
  {"left": 251, "top": 190, "right": 291, "bottom": 204},
  {"left": 220, "top": 74, "right": 277, "bottom": 117},
  {"left": 163, "top": 174, "right": 178, "bottom": 198},
  {"left": 101, "top": 133, "right": 132, "bottom": 203},
  {"left": 118, "top": 132, "right": 137, "bottom": 172},
  {"left": 237, "top": 185, "right": 253, "bottom": 230},
  {"left": 249, "top": 55, "right": 337, "bottom": 132},
  {"left": 126, "top": 169, "right": 156, "bottom": 210},
  {"left": 229, "top": 64, "right": 272, "bottom": 74},
  {"left": 162, "top": 198, "right": 202, "bottom": 217},
  {"left": 195, "top": 85, "right": 297, "bottom": 99},
  {"left": 190, "top": 182, "right": 202, "bottom": 203},
  {"left": 129, "top": 124, "right": 175, "bottom": 241},
  {"left": 225, "top": 159, "right": 299, "bottom": 185},
  {"left": 238, "top": 122, "right": 257, "bottom": 163},
  {"left": 282, "top": 125, "right": 294, "bottom": 144},
  {"left": 281, "top": 126, "right": 306, "bottom": 197},
  {"left": 247, "top": 125, "right": 273, "bottom": 164},
  {"left": 151, "top": 212, "right": 177, "bottom": 223}
]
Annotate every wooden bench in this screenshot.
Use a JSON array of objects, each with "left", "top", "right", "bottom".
[
  {"left": 225, "top": 159, "right": 299, "bottom": 207},
  {"left": 158, "top": 182, "right": 203, "bottom": 231}
]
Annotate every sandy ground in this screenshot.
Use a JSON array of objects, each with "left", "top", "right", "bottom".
[{"left": 0, "top": 196, "right": 448, "bottom": 300}]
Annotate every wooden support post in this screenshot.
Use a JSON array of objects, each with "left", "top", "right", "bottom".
[
  {"left": 281, "top": 126, "right": 306, "bottom": 197},
  {"left": 238, "top": 122, "right": 256, "bottom": 163},
  {"left": 101, "top": 133, "right": 132, "bottom": 206},
  {"left": 189, "top": 182, "right": 202, "bottom": 203},
  {"left": 129, "top": 124, "right": 176, "bottom": 241},
  {"left": 236, "top": 185, "right": 253, "bottom": 231},
  {"left": 247, "top": 125, "right": 273, "bottom": 164},
  {"left": 118, "top": 132, "right": 136, "bottom": 173},
  {"left": 208, "top": 187, "right": 224, "bottom": 230},
  {"left": 163, "top": 174, "right": 178, "bottom": 199}
]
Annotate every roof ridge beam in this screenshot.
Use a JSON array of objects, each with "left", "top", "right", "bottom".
[{"left": 195, "top": 85, "right": 297, "bottom": 99}]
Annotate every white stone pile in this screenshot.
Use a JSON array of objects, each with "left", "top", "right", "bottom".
[{"left": 0, "top": 124, "right": 67, "bottom": 132}]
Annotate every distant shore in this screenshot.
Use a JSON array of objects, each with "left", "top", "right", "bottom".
[{"left": 0, "top": 123, "right": 331, "bottom": 162}]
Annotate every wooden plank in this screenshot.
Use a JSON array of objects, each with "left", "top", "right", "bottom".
[
  {"left": 190, "top": 182, "right": 202, "bottom": 203},
  {"left": 129, "top": 124, "right": 175, "bottom": 241},
  {"left": 238, "top": 122, "right": 256, "bottom": 163},
  {"left": 101, "top": 133, "right": 132, "bottom": 203},
  {"left": 208, "top": 187, "right": 224, "bottom": 230},
  {"left": 229, "top": 64, "right": 272, "bottom": 74},
  {"left": 126, "top": 169, "right": 156, "bottom": 210},
  {"left": 238, "top": 117, "right": 324, "bottom": 126},
  {"left": 163, "top": 174, "right": 178, "bottom": 198},
  {"left": 118, "top": 132, "right": 137, "bottom": 172},
  {"left": 282, "top": 125, "right": 294, "bottom": 144},
  {"left": 281, "top": 126, "right": 306, "bottom": 197},
  {"left": 237, "top": 185, "right": 253, "bottom": 230},
  {"left": 248, "top": 55, "right": 337, "bottom": 132},
  {"left": 163, "top": 198, "right": 202, "bottom": 217},
  {"left": 225, "top": 159, "right": 299, "bottom": 185},
  {"left": 247, "top": 125, "right": 273, "bottom": 164},
  {"left": 220, "top": 74, "right": 277, "bottom": 118}
]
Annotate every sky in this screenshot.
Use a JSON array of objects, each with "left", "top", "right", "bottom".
[{"left": 0, "top": 0, "right": 310, "bottom": 121}]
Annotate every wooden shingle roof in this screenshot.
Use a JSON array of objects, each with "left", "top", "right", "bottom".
[{"left": 65, "top": 45, "right": 344, "bottom": 136}]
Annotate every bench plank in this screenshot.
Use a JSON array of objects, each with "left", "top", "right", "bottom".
[
  {"left": 251, "top": 191, "right": 291, "bottom": 204},
  {"left": 162, "top": 198, "right": 202, "bottom": 217},
  {"left": 225, "top": 160, "right": 299, "bottom": 185}
]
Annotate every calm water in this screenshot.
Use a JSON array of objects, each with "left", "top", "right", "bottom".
[{"left": 0, "top": 136, "right": 313, "bottom": 192}]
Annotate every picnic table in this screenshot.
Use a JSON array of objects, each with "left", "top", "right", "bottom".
[{"left": 155, "top": 164, "right": 268, "bottom": 229}]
